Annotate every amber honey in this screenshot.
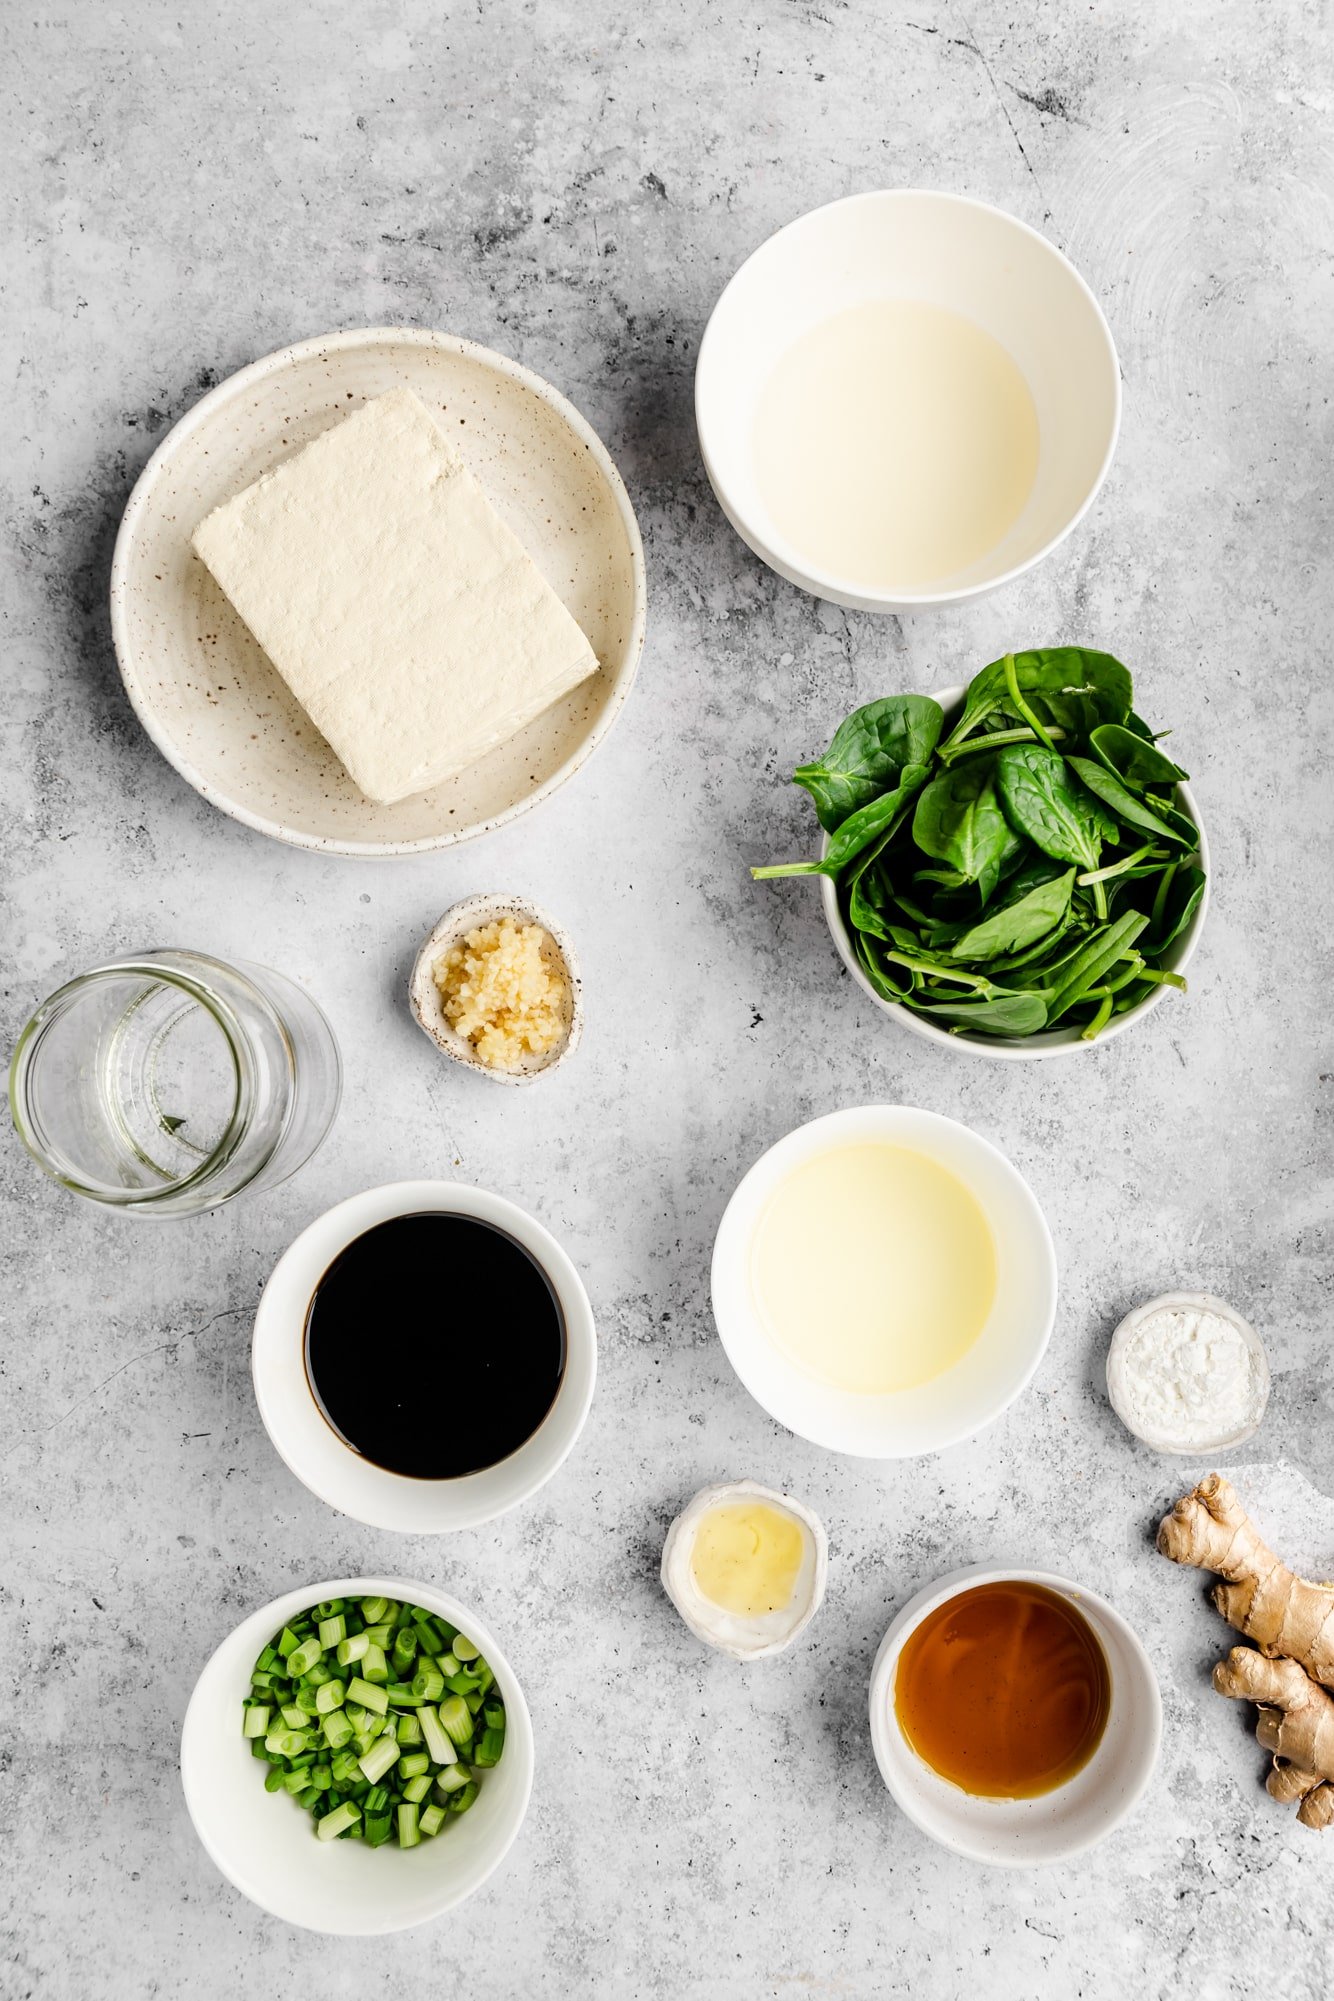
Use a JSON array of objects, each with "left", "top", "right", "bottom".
[{"left": 893, "top": 1580, "right": 1111, "bottom": 1799}]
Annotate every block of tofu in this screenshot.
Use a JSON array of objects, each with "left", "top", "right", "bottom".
[{"left": 191, "top": 387, "right": 600, "bottom": 804}]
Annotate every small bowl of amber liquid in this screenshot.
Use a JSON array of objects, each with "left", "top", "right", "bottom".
[{"left": 868, "top": 1566, "right": 1161, "bottom": 1866}]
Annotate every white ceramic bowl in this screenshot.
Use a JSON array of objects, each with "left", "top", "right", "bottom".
[
  {"left": 710, "top": 1106, "right": 1056, "bottom": 1457},
  {"left": 696, "top": 191, "right": 1119, "bottom": 612},
  {"left": 869, "top": 1564, "right": 1162, "bottom": 1866},
  {"left": 409, "top": 894, "right": 584, "bottom": 1085},
  {"left": 1106, "top": 1290, "right": 1270, "bottom": 1454},
  {"left": 110, "top": 327, "right": 646, "bottom": 856},
  {"left": 253, "top": 1181, "right": 596, "bottom": 1531},
  {"left": 181, "top": 1576, "right": 534, "bottom": 1932},
  {"left": 821, "top": 684, "right": 1210, "bottom": 1061}
]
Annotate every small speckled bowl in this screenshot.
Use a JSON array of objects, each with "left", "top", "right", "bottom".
[
  {"left": 409, "top": 894, "right": 583, "bottom": 1084},
  {"left": 1105, "top": 1290, "right": 1270, "bottom": 1455}
]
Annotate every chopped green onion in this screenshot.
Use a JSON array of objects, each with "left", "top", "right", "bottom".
[
  {"left": 346, "top": 1676, "right": 388, "bottom": 1716},
  {"left": 321, "top": 1709, "right": 354, "bottom": 1751},
  {"left": 419, "top": 1705, "right": 456, "bottom": 1765},
  {"left": 437, "top": 1695, "right": 472, "bottom": 1746},
  {"left": 244, "top": 1596, "right": 501, "bottom": 1848},
  {"left": 475, "top": 1726, "right": 505, "bottom": 1768},
  {"left": 317, "top": 1800, "right": 362, "bottom": 1842},
  {"left": 357, "top": 1735, "right": 400, "bottom": 1785},
  {"left": 287, "top": 1636, "right": 323, "bottom": 1677}
]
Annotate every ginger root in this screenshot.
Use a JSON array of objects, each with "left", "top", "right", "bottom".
[
  {"left": 1158, "top": 1473, "right": 1334, "bottom": 1830},
  {"left": 1157, "top": 1473, "right": 1334, "bottom": 1687},
  {"left": 1214, "top": 1647, "right": 1334, "bottom": 1829}
]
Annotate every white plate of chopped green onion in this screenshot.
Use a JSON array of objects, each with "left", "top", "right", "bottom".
[{"left": 181, "top": 1578, "right": 534, "bottom": 1933}]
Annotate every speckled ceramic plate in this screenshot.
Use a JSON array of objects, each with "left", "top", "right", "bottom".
[{"left": 109, "top": 328, "right": 646, "bottom": 856}]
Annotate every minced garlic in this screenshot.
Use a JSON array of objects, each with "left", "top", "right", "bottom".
[{"left": 434, "top": 917, "right": 567, "bottom": 1072}]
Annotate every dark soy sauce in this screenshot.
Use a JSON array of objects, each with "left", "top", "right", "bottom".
[{"left": 304, "top": 1213, "right": 566, "bottom": 1479}]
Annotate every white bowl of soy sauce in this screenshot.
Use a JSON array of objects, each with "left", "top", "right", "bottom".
[{"left": 252, "top": 1181, "right": 597, "bottom": 1532}]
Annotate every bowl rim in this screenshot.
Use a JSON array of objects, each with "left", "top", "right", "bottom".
[
  {"left": 180, "top": 1574, "right": 535, "bottom": 1932},
  {"left": 695, "top": 188, "right": 1122, "bottom": 613},
  {"left": 819, "top": 681, "right": 1211, "bottom": 1060},
  {"left": 109, "top": 325, "right": 648, "bottom": 859},
  {"left": 867, "top": 1562, "right": 1163, "bottom": 1867},
  {"left": 710, "top": 1104, "right": 1057, "bottom": 1457},
  {"left": 252, "top": 1179, "right": 596, "bottom": 1530}
]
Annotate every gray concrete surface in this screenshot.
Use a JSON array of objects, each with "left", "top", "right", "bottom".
[{"left": 4, "top": 2, "right": 1333, "bottom": 1995}]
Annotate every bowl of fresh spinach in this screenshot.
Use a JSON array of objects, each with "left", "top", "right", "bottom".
[{"left": 753, "top": 649, "right": 1209, "bottom": 1058}]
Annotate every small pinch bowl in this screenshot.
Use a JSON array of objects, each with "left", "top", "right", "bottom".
[
  {"left": 869, "top": 1564, "right": 1162, "bottom": 1866},
  {"left": 660, "top": 1480, "right": 828, "bottom": 1661},
  {"left": 696, "top": 190, "right": 1119, "bottom": 613},
  {"left": 711, "top": 1106, "right": 1056, "bottom": 1458},
  {"left": 181, "top": 1576, "right": 534, "bottom": 1932},
  {"left": 409, "top": 894, "right": 583, "bottom": 1084},
  {"left": 1105, "top": 1290, "right": 1270, "bottom": 1455},
  {"left": 821, "top": 684, "right": 1211, "bottom": 1062},
  {"left": 252, "top": 1180, "right": 596, "bottom": 1532}
]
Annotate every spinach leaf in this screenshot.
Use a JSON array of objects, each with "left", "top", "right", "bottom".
[
  {"left": 911, "top": 991, "right": 1050, "bottom": 1037},
  {"left": 1147, "top": 864, "right": 1207, "bottom": 952},
  {"left": 941, "top": 648, "right": 1133, "bottom": 753},
  {"left": 793, "top": 695, "right": 943, "bottom": 832},
  {"left": 995, "top": 745, "right": 1117, "bottom": 871},
  {"left": 1089, "top": 723, "right": 1188, "bottom": 787},
  {"left": 754, "top": 766, "right": 928, "bottom": 880},
  {"left": 852, "top": 930, "right": 914, "bottom": 1002},
  {"left": 946, "top": 869, "right": 1075, "bottom": 962},
  {"left": 1065, "top": 755, "right": 1192, "bottom": 847},
  {"left": 1045, "top": 911, "right": 1150, "bottom": 1023},
  {"left": 911, "top": 761, "right": 1025, "bottom": 902}
]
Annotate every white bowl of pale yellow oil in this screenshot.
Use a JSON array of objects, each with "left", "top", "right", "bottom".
[
  {"left": 868, "top": 1566, "right": 1162, "bottom": 1865},
  {"left": 711, "top": 1106, "right": 1056, "bottom": 1457},
  {"left": 695, "top": 191, "right": 1120, "bottom": 613}
]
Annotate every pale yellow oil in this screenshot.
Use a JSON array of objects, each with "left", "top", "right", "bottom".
[
  {"left": 750, "top": 1143, "right": 996, "bottom": 1394},
  {"left": 690, "top": 1502, "right": 805, "bottom": 1616},
  {"left": 752, "top": 299, "right": 1039, "bottom": 590}
]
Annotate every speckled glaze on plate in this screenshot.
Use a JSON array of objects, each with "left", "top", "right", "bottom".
[
  {"left": 409, "top": 893, "right": 584, "bottom": 1084},
  {"left": 109, "top": 328, "right": 647, "bottom": 857}
]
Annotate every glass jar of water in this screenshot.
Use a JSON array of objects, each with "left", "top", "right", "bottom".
[{"left": 8, "top": 951, "right": 341, "bottom": 1216}]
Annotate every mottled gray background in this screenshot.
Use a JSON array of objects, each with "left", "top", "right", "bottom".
[{"left": 4, "top": 1, "right": 1333, "bottom": 1995}]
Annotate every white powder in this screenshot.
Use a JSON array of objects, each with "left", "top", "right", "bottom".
[{"left": 1111, "top": 1302, "right": 1268, "bottom": 1450}]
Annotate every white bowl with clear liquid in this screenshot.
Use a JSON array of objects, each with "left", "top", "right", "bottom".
[
  {"left": 696, "top": 190, "right": 1120, "bottom": 612},
  {"left": 7, "top": 950, "right": 341, "bottom": 1214},
  {"left": 710, "top": 1105, "right": 1057, "bottom": 1456}
]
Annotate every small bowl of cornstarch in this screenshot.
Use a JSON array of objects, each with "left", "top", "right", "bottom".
[{"left": 1105, "top": 1292, "right": 1270, "bottom": 1455}]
